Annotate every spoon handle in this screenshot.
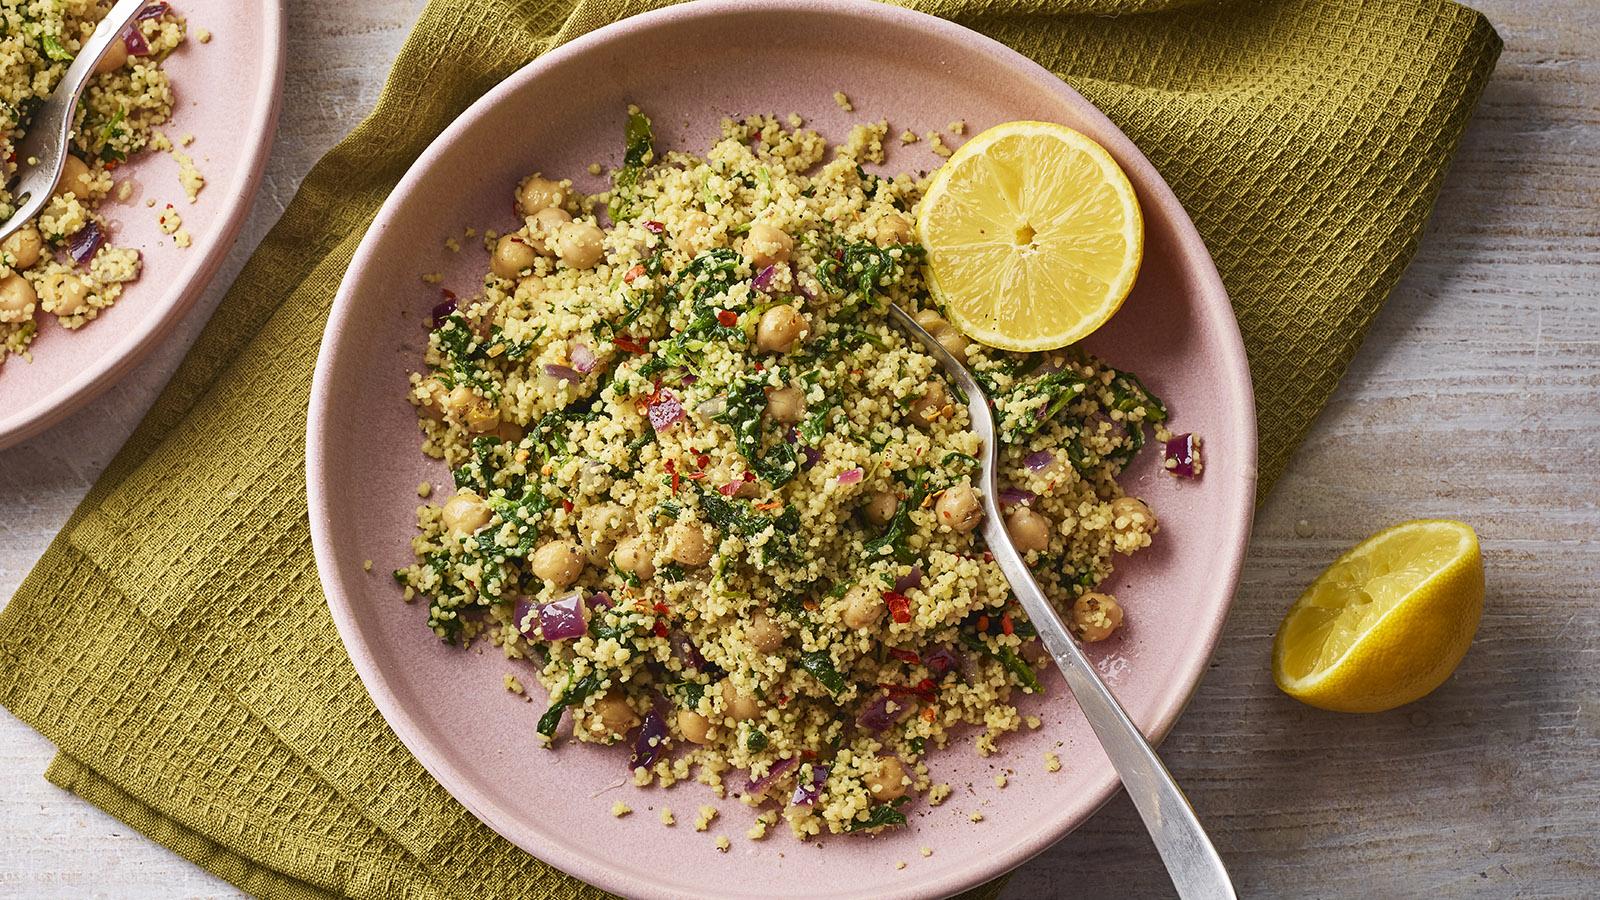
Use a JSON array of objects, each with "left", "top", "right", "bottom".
[{"left": 986, "top": 539, "right": 1236, "bottom": 900}]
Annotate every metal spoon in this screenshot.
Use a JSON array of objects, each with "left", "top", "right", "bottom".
[
  {"left": 0, "top": 0, "right": 149, "bottom": 244},
  {"left": 888, "top": 304, "right": 1235, "bottom": 900}
]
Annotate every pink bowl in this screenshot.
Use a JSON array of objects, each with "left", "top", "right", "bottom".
[
  {"left": 0, "top": 0, "right": 285, "bottom": 449},
  {"left": 308, "top": 2, "right": 1256, "bottom": 897}
]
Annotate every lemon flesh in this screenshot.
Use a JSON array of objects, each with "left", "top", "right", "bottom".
[
  {"left": 916, "top": 121, "right": 1143, "bottom": 352},
  {"left": 1273, "top": 520, "right": 1484, "bottom": 713}
]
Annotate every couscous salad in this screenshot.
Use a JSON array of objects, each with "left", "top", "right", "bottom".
[
  {"left": 1, "top": 0, "right": 189, "bottom": 363},
  {"left": 398, "top": 109, "right": 1181, "bottom": 838}
]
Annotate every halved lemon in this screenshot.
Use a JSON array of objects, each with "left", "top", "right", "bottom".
[
  {"left": 1272, "top": 520, "right": 1485, "bottom": 713},
  {"left": 915, "top": 121, "right": 1143, "bottom": 352}
]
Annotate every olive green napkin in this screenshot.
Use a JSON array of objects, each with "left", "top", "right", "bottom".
[{"left": 0, "top": 0, "right": 1498, "bottom": 896}]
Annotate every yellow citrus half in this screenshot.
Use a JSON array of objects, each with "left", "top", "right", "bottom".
[
  {"left": 916, "top": 121, "right": 1143, "bottom": 352},
  {"left": 1273, "top": 519, "right": 1485, "bottom": 713}
]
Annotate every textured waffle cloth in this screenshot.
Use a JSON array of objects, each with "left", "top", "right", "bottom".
[{"left": 0, "top": 0, "right": 1499, "bottom": 897}]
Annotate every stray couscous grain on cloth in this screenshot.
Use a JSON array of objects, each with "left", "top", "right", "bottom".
[
  {"left": 397, "top": 108, "right": 1173, "bottom": 839},
  {"left": 0, "top": 0, "right": 189, "bottom": 364}
]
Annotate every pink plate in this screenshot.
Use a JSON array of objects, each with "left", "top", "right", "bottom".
[
  {"left": 308, "top": 2, "right": 1256, "bottom": 897},
  {"left": 0, "top": 0, "right": 285, "bottom": 449}
]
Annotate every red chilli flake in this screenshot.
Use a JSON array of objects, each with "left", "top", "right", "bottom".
[
  {"left": 561, "top": 499, "right": 574, "bottom": 513},
  {"left": 976, "top": 615, "right": 991, "bottom": 633},
  {"left": 613, "top": 335, "right": 649, "bottom": 354},
  {"left": 623, "top": 264, "right": 646, "bottom": 284},
  {"left": 652, "top": 620, "right": 669, "bottom": 639},
  {"left": 664, "top": 458, "right": 681, "bottom": 493},
  {"left": 888, "top": 648, "right": 920, "bottom": 665},
  {"left": 1000, "top": 614, "right": 1015, "bottom": 636},
  {"left": 882, "top": 591, "right": 912, "bottom": 625},
  {"left": 716, "top": 309, "right": 738, "bottom": 327}
]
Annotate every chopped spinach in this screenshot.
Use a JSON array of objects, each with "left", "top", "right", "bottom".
[
  {"left": 799, "top": 650, "right": 846, "bottom": 696},
  {"left": 537, "top": 670, "right": 603, "bottom": 737},
  {"left": 608, "top": 108, "right": 654, "bottom": 220},
  {"left": 846, "top": 799, "right": 909, "bottom": 832},
  {"left": 744, "top": 727, "right": 770, "bottom": 753}
]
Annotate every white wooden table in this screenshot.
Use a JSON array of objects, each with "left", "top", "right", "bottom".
[{"left": 3, "top": 1, "right": 1596, "bottom": 896}]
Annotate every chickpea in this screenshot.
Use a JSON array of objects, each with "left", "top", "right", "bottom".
[
  {"left": 755, "top": 304, "right": 806, "bottom": 353},
  {"left": 673, "top": 211, "right": 717, "bottom": 255},
  {"left": 873, "top": 213, "right": 914, "bottom": 247},
  {"left": 720, "top": 680, "right": 761, "bottom": 721},
  {"left": 45, "top": 271, "right": 91, "bottom": 317},
  {"left": 861, "top": 490, "right": 898, "bottom": 527},
  {"left": 613, "top": 534, "right": 656, "bottom": 581},
  {"left": 491, "top": 234, "right": 537, "bottom": 279},
  {"left": 493, "top": 419, "right": 525, "bottom": 443},
  {"left": 516, "top": 174, "right": 568, "bottom": 216},
  {"left": 579, "top": 502, "right": 625, "bottom": 565},
  {"left": 445, "top": 385, "right": 500, "bottom": 433},
  {"left": 765, "top": 384, "right": 805, "bottom": 424},
  {"left": 934, "top": 327, "right": 970, "bottom": 358},
  {"left": 668, "top": 520, "right": 714, "bottom": 567},
  {"left": 908, "top": 381, "right": 950, "bottom": 426},
  {"left": 677, "top": 709, "right": 711, "bottom": 744},
  {"left": 0, "top": 273, "right": 36, "bottom": 323},
  {"left": 53, "top": 155, "right": 94, "bottom": 201},
  {"left": 415, "top": 376, "right": 450, "bottom": 420},
  {"left": 743, "top": 222, "right": 793, "bottom": 268},
  {"left": 935, "top": 484, "right": 983, "bottom": 533},
  {"left": 93, "top": 36, "right": 130, "bottom": 74},
  {"left": 746, "top": 609, "right": 784, "bottom": 653},
  {"left": 1110, "top": 496, "right": 1158, "bottom": 536},
  {"left": 2, "top": 225, "right": 42, "bottom": 270},
  {"left": 841, "top": 584, "right": 885, "bottom": 630},
  {"left": 525, "top": 206, "right": 572, "bottom": 255},
  {"left": 913, "top": 309, "right": 944, "bottom": 331},
  {"left": 441, "top": 491, "right": 492, "bottom": 535},
  {"left": 1005, "top": 506, "right": 1052, "bottom": 553},
  {"left": 586, "top": 689, "right": 640, "bottom": 739},
  {"left": 1072, "top": 592, "right": 1124, "bottom": 642},
  {"left": 555, "top": 221, "right": 605, "bottom": 269},
  {"left": 530, "top": 540, "right": 585, "bottom": 587},
  {"left": 865, "top": 756, "right": 908, "bottom": 803}
]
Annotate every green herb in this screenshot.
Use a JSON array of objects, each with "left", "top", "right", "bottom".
[
  {"left": 862, "top": 470, "right": 928, "bottom": 563},
  {"left": 846, "top": 800, "right": 909, "bottom": 832},
  {"left": 677, "top": 681, "right": 706, "bottom": 709},
  {"left": 658, "top": 562, "right": 686, "bottom": 583},
  {"left": 997, "top": 646, "right": 1042, "bottom": 694},
  {"left": 799, "top": 650, "right": 846, "bottom": 696},
  {"left": 40, "top": 34, "right": 73, "bottom": 62},
  {"left": 744, "top": 727, "right": 770, "bottom": 753},
  {"left": 908, "top": 736, "right": 926, "bottom": 755},
  {"left": 817, "top": 241, "right": 924, "bottom": 309},
  {"left": 97, "top": 107, "right": 127, "bottom": 162},
  {"left": 608, "top": 109, "right": 654, "bottom": 220},
  {"left": 753, "top": 441, "right": 798, "bottom": 487},
  {"left": 537, "top": 670, "right": 603, "bottom": 737},
  {"left": 714, "top": 376, "right": 767, "bottom": 461}
]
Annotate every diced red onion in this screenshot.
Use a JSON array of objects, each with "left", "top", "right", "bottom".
[
  {"left": 539, "top": 592, "right": 588, "bottom": 641},
  {"left": 681, "top": 373, "right": 699, "bottom": 386},
  {"left": 836, "top": 467, "right": 863, "bottom": 485},
  {"left": 893, "top": 565, "right": 923, "bottom": 593},
  {"left": 647, "top": 391, "right": 686, "bottom": 431},
  {"left": 1164, "top": 433, "right": 1202, "bottom": 477},
  {"left": 570, "top": 342, "right": 597, "bottom": 374},
  {"left": 789, "top": 764, "right": 829, "bottom": 807},
  {"left": 670, "top": 631, "right": 707, "bottom": 671},
  {"left": 796, "top": 281, "right": 815, "bottom": 301},
  {"left": 630, "top": 696, "right": 670, "bottom": 769},
  {"left": 856, "top": 690, "right": 914, "bottom": 733},
  {"left": 745, "top": 756, "right": 799, "bottom": 795},
  {"left": 543, "top": 364, "right": 583, "bottom": 383},
  {"left": 643, "top": 220, "right": 665, "bottom": 234},
  {"left": 801, "top": 447, "right": 822, "bottom": 469},
  {"left": 429, "top": 297, "right": 456, "bottom": 328},
  {"left": 137, "top": 2, "right": 170, "bottom": 20},
  {"left": 752, "top": 264, "right": 776, "bottom": 291},
  {"left": 66, "top": 222, "right": 103, "bottom": 265},
  {"left": 717, "top": 481, "right": 741, "bottom": 497},
  {"left": 696, "top": 396, "right": 727, "bottom": 418},
  {"left": 998, "top": 487, "right": 1035, "bottom": 507},
  {"left": 586, "top": 591, "right": 613, "bottom": 610},
  {"left": 123, "top": 25, "right": 151, "bottom": 57},
  {"left": 512, "top": 597, "right": 537, "bottom": 637},
  {"left": 922, "top": 646, "right": 962, "bottom": 676},
  {"left": 1023, "top": 450, "right": 1055, "bottom": 472}
]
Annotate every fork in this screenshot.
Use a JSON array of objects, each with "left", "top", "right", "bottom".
[
  {"left": 888, "top": 304, "right": 1236, "bottom": 900},
  {"left": 0, "top": 0, "right": 150, "bottom": 244}
]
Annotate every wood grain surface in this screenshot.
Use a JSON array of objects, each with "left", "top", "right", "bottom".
[{"left": 2, "top": 1, "right": 1596, "bottom": 897}]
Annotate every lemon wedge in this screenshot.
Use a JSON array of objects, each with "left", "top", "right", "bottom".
[
  {"left": 1273, "top": 520, "right": 1485, "bottom": 713},
  {"left": 915, "top": 120, "right": 1143, "bottom": 352}
]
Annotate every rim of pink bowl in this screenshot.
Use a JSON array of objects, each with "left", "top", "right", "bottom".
[
  {"left": 308, "top": 2, "right": 1258, "bottom": 898},
  {"left": 0, "top": 0, "right": 287, "bottom": 450}
]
